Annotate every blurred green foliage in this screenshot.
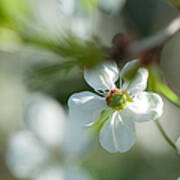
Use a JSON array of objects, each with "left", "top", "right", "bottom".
[
  {"left": 23, "top": 34, "right": 106, "bottom": 68},
  {"left": 169, "top": 0, "right": 180, "bottom": 6},
  {"left": 0, "top": 0, "right": 107, "bottom": 73},
  {"left": 1, "top": 0, "right": 180, "bottom": 180},
  {"left": 0, "top": 0, "right": 31, "bottom": 30},
  {"left": 80, "top": 0, "right": 99, "bottom": 11}
]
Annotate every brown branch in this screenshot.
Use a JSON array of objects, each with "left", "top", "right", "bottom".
[
  {"left": 128, "top": 16, "right": 180, "bottom": 56},
  {"left": 110, "top": 16, "right": 180, "bottom": 65}
]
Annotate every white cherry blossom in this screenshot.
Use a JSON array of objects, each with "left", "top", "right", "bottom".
[
  {"left": 6, "top": 93, "right": 93, "bottom": 180},
  {"left": 68, "top": 60, "right": 164, "bottom": 153}
]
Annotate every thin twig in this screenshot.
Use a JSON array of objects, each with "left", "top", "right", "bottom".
[
  {"left": 128, "top": 16, "right": 180, "bottom": 56},
  {"left": 155, "top": 119, "right": 177, "bottom": 152}
]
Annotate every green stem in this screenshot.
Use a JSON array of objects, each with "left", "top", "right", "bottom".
[
  {"left": 92, "top": 108, "right": 114, "bottom": 133},
  {"left": 155, "top": 119, "right": 177, "bottom": 152},
  {"left": 148, "top": 67, "right": 179, "bottom": 153},
  {"left": 156, "top": 81, "right": 180, "bottom": 108},
  {"left": 148, "top": 66, "right": 180, "bottom": 108}
]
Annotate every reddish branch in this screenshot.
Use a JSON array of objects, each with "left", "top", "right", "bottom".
[{"left": 110, "top": 16, "right": 180, "bottom": 65}]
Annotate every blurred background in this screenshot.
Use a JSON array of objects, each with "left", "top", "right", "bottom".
[{"left": 1, "top": 0, "right": 180, "bottom": 179}]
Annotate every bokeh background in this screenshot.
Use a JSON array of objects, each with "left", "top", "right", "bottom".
[{"left": 0, "top": 0, "right": 180, "bottom": 179}]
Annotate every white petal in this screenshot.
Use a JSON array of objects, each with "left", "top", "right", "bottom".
[
  {"left": 84, "top": 61, "right": 119, "bottom": 92},
  {"left": 99, "top": 111, "right": 136, "bottom": 153},
  {"left": 120, "top": 59, "right": 138, "bottom": 77},
  {"left": 68, "top": 91, "right": 106, "bottom": 126},
  {"left": 63, "top": 115, "right": 94, "bottom": 155},
  {"left": 6, "top": 131, "right": 49, "bottom": 179},
  {"left": 175, "top": 136, "right": 180, "bottom": 154},
  {"left": 126, "top": 68, "right": 149, "bottom": 95},
  {"left": 24, "top": 93, "right": 66, "bottom": 147},
  {"left": 120, "top": 59, "right": 148, "bottom": 94},
  {"left": 126, "top": 92, "right": 163, "bottom": 123}
]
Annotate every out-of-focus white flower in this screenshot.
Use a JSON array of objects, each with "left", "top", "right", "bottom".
[
  {"left": 24, "top": 94, "right": 66, "bottom": 147},
  {"left": 59, "top": 0, "right": 97, "bottom": 39},
  {"left": 7, "top": 131, "right": 49, "bottom": 178},
  {"left": 68, "top": 60, "right": 164, "bottom": 153},
  {"left": 34, "top": 0, "right": 97, "bottom": 39},
  {"left": 6, "top": 94, "right": 93, "bottom": 180}
]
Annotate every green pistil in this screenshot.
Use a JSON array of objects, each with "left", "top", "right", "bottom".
[
  {"left": 110, "top": 94, "right": 127, "bottom": 110},
  {"left": 106, "top": 89, "right": 132, "bottom": 111}
]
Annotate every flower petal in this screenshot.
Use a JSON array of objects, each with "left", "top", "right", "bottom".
[
  {"left": 68, "top": 91, "right": 106, "bottom": 126},
  {"left": 126, "top": 91, "right": 163, "bottom": 123},
  {"left": 63, "top": 114, "right": 94, "bottom": 155},
  {"left": 120, "top": 59, "right": 138, "bottom": 77},
  {"left": 99, "top": 111, "right": 136, "bottom": 153},
  {"left": 24, "top": 93, "right": 67, "bottom": 147},
  {"left": 84, "top": 61, "right": 119, "bottom": 92},
  {"left": 6, "top": 131, "right": 49, "bottom": 179},
  {"left": 126, "top": 68, "right": 148, "bottom": 94},
  {"left": 120, "top": 60, "right": 148, "bottom": 94}
]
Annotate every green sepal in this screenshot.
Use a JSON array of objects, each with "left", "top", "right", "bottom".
[{"left": 91, "top": 107, "right": 114, "bottom": 134}]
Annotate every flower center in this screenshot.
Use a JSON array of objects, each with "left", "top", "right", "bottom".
[{"left": 106, "top": 89, "right": 132, "bottom": 111}]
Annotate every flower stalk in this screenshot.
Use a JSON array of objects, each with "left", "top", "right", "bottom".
[
  {"left": 156, "top": 81, "right": 180, "bottom": 108},
  {"left": 148, "top": 66, "right": 180, "bottom": 108},
  {"left": 93, "top": 108, "right": 114, "bottom": 133},
  {"left": 155, "top": 119, "right": 177, "bottom": 152},
  {"left": 148, "top": 66, "right": 179, "bottom": 153}
]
